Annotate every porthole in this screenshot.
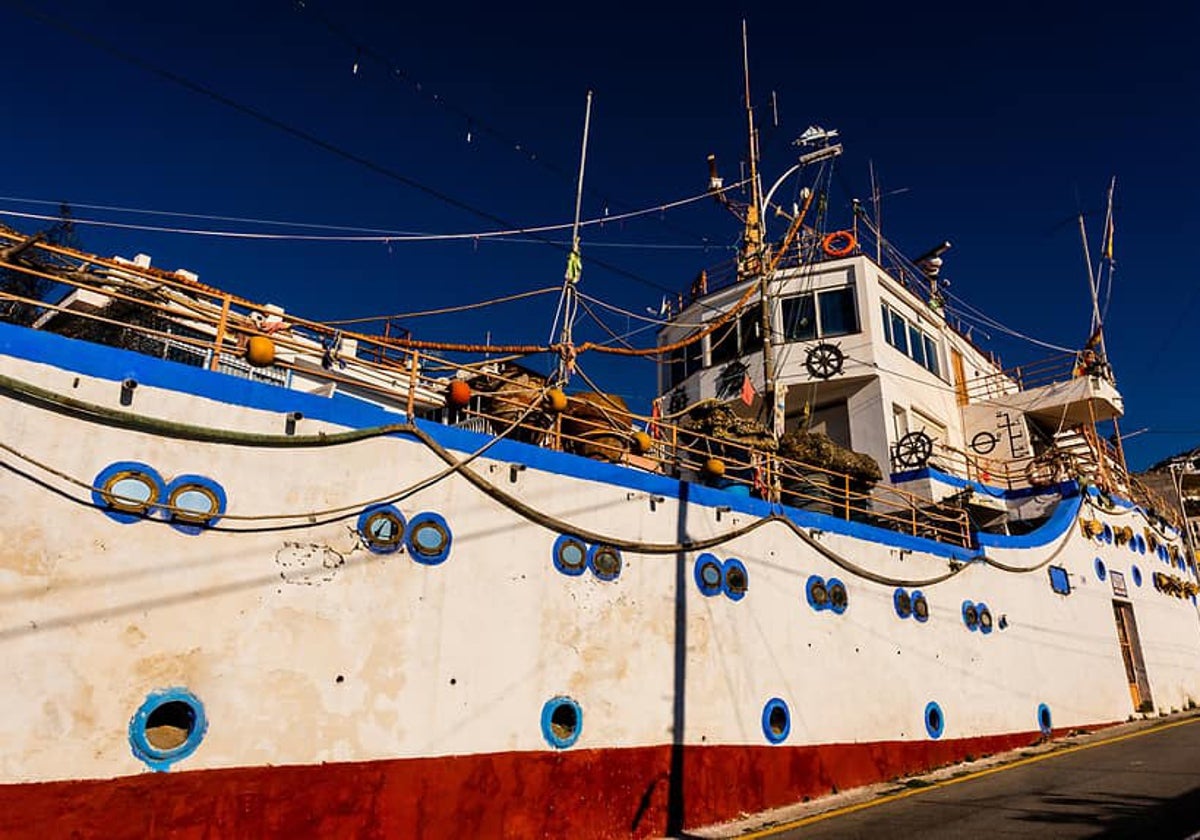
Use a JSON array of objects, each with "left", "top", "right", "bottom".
[
  {"left": 553, "top": 535, "right": 589, "bottom": 576},
  {"left": 588, "top": 544, "right": 622, "bottom": 582},
  {"left": 723, "top": 559, "right": 748, "bottom": 601},
  {"left": 694, "top": 553, "right": 723, "bottom": 596},
  {"left": 405, "top": 512, "right": 452, "bottom": 565},
  {"left": 1037, "top": 703, "right": 1052, "bottom": 735},
  {"left": 761, "top": 697, "right": 791, "bottom": 744},
  {"left": 1135, "top": 535, "right": 1146, "bottom": 554},
  {"left": 92, "top": 461, "right": 165, "bottom": 524},
  {"left": 925, "top": 701, "right": 945, "bottom": 739},
  {"left": 912, "top": 590, "right": 930, "bottom": 622},
  {"left": 894, "top": 588, "right": 913, "bottom": 619},
  {"left": 164, "top": 475, "right": 227, "bottom": 534},
  {"left": 806, "top": 575, "right": 829, "bottom": 611},
  {"left": 1101, "top": 524, "right": 1113, "bottom": 544},
  {"left": 129, "top": 687, "right": 208, "bottom": 771},
  {"left": 541, "top": 696, "right": 582, "bottom": 749},
  {"left": 977, "top": 602, "right": 994, "bottom": 635},
  {"left": 827, "top": 578, "right": 848, "bottom": 614},
  {"left": 1132, "top": 565, "right": 1143, "bottom": 587},
  {"left": 357, "top": 504, "right": 406, "bottom": 554},
  {"left": 962, "top": 600, "right": 979, "bottom": 630},
  {"left": 1094, "top": 557, "right": 1107, "bottom": 581}
]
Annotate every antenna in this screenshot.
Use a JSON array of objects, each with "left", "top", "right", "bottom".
[{"left": 869, "top": 160, "right": 881, "bottom": 263}]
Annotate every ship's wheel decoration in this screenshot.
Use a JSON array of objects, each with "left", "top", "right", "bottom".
[
  {"left": 894, "top": 431, "right": 933, "bottom": 469},
  {"left": 805, "top": 343, "right": 844, "bottom": 380}
]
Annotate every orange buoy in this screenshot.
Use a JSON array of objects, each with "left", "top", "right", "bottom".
[
  {"left": 447, "top": 379, "right": 472, "bottom": 408},
  {"left": 702, "top": 457, "right": 726, "bottom": 479},
  {"left": 245, "top": 335, "right": 276, "bottom": 367},
  {"left": 821, "top": 230, "right": 857, "bottom": 258},
  {"left": 545, "top": 388, "right": 568, "bottom": 413},
  {"left": 632, "top": 431, "right": 653, "bottom": 454}
]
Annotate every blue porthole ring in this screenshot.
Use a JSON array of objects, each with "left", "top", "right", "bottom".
[
  {"left": 962, "top": 600, "right": 979, "bottom": 631},
  {"left": 357, "top": 504, "right": 406, "bottom": 554},
  {"left": 1094, "top": 557, "right": 1107, "bottom": 581},
  {"left": 806, "top": 575, "right": 829, "bottom": 611},
  {"left": 164, "top": 474, "right": 227, "bottom": 535},
  {"left": 541, "top": 695, "right": 582, "bottom": 749},
  {"left": 129, "top": 687, "right": 208, "bottom": 771},
  {"left": 553, "top": 534, "right": 589, "bottom": 576},
  {"left": 1132, "top": 565, "right": 1142, "bottom": 587},
  {"left": 723, "top": 558, "right": 748, "bottom": 601},
  {"left": 911, "top": 590, "right": 930, "bottom": 622},
  {"left": 976, "top": 602, "right": 994, "bottom": 634},
  {"left": 588, "top": 544, "right": 623, "bottom": 582},
  {"left": 827, "top": 578, "right": 848, "bottom": 614},
  {"left": 762, "top": 697, "right": 791, "bottom": 744},
  {"left": 1037, "top": 703, "right": 1052, "bottom": 735},
  {"left": 694, "top": 553, "right": 723, "bottom": 596},
  {"left": 925, "top": 701, "right": 945, "bottom": 739},
  {"left": 92, "top": 461, "right": 165, "bottom": 524},
  {"left": 406, "top": 511, "right": 452, "bottom": 565},
  {"left": 894, "top": 588, "right": 913, "bottom": 619}
]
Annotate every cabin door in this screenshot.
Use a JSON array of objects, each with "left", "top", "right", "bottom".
[
  {"left": 950, "top": 349, "right": 968, "bottom": 407},
  {"left": 1112, "top": 600, "right": 1153, "bottom": 711}
]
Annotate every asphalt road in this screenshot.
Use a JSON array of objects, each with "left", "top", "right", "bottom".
[{"left": 757, "top": 716, "right": 1200, "bottom": 839}]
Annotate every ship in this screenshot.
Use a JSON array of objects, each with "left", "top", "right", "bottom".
[{"left": 0, "top": 94, "right": 1197, "bottom": 840}]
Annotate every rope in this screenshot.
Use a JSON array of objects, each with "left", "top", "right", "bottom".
[
  {"left": 325, "top": 286, "right": 560, "bottom": 325},
  {"left": 0, "top": 368, "right": 551, "bottom": 524}
]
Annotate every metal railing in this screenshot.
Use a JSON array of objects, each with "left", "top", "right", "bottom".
[{"left": 0, "top": 230, "right": 973, "bottom": 547}]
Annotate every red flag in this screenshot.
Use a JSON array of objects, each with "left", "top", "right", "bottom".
[
  {"left": 649, "top": 398, "right": 663, "bottom": 440},
  {"left": 740, "top": 373, "right": 756, "bottom": 406}
]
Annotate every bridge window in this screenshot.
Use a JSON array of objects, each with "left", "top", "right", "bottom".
[
  {"left": 882, "top": 301, "right": 941, "bottom": 376},
  {"left": 783, "top": 286, "right": 859, "bottom": 343}
]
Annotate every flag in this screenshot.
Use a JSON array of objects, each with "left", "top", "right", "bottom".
[
  {"left": 649, "top": 398, "right": 663, "bottom": 440},
  {"left": 740, "top": 373, "right": 756, "bottom": 407},
  {"left": 565, "top": 248, "right": 582, "bottom": 283},
  {"left": 1103, "top": 215, "right": 1115, "bottom": 261}
]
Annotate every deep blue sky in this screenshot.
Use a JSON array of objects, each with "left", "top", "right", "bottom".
[{"left": 1, "top": 1, "right": 1196, "bottom": 469}]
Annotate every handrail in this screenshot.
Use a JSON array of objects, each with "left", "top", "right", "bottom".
[{"left": 0, "top": 235, "right": 975, "bottom": 547}]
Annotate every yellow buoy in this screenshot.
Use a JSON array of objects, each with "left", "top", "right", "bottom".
[
  {"left": 702, "top": 457, "right": 725, "bottom": 479},
  {"left": 544, "top": 388, "right": 568, "bottom": 413},
  {"left": 632, "top": 431, "right": 653, "bottom": 454},
  {"left": 245, "top": 335, "right": 276, "bottom": 367}
]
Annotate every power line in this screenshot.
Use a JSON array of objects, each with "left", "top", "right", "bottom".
[{"left": 3, "top": 0, "right": 743, "bottom": 330}]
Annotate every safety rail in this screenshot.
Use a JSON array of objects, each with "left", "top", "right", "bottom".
[
  {"left": 963, "top": 353, "right": 1087, "bottom": 402},
  {"left": 0, "top": 231, "right": 972, "bottom": 548}
]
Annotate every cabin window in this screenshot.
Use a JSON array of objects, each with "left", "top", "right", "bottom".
[
  {"left": 666, "top": 332, "right": 703, "bottom": 387},
  {"left": 704, "top": 311, "right": 764, "bottom": 369},
  {"left": 882, "top": 301, "right": 941, "bottom": 376},
  {"left": 817, "top": 287, "right": 859, "bottom": 337},
  {"left": 709, "top": 321, "right": 739, "bottom": 367},
  {"left": 782, "top": 286, "right": 859, "bottom": 342}
]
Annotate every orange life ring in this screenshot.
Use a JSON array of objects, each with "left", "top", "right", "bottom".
[{"left": 821, "top": 230, "right": 857, "bottom": 258}]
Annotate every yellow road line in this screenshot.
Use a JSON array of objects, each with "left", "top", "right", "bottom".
[{"left": 740, "top": 714, "right": 1200, "bottom": 838}]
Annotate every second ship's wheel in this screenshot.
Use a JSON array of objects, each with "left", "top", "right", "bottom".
[
  {"left": 894, "top": 431, "right": 934, "bottom": 469},
  {"left": 805, "top": 343, "right": 845, "bottom": 380}
]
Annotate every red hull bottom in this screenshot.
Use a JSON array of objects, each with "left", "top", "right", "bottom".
[{"left": 0, "top": 728, "right": 1105, "bottom": 839}]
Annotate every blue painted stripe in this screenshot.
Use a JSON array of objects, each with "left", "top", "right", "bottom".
[
  {"left": 977, "top": 493, "right": 1082, "bottom": 549},
  {"left": 0, "top": 322, "right": 989, "bottom": 559},
  {"left": 891, "top": 466, "right": 1076, "bottom": 500}
]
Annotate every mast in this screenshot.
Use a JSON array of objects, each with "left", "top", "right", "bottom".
[
  {"left": 739, "top": 21, "right": 779, "bottom": 436},
  {"left": 551, "top": 90, "right": 594, "bottom": 385}
]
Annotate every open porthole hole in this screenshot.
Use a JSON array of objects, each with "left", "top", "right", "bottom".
[
  {"left": 145, "top": 700, "right": 196, "bottom": 752},
  {"left": 541, "top": 696, "right": 582, "bottom": 748},
  {"left": 551, "top": 703, "right": 578, "bottom": 741},
  {"left": 769, "top": 705, "right": 787, "bottom": 736}
]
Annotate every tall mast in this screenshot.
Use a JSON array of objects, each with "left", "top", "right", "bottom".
[
  {"left": 740, "top": 21, "right": 779, "bottom": 436},
  {"left": 551, "top": 90, "right": 593, "bottom": 385}
]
